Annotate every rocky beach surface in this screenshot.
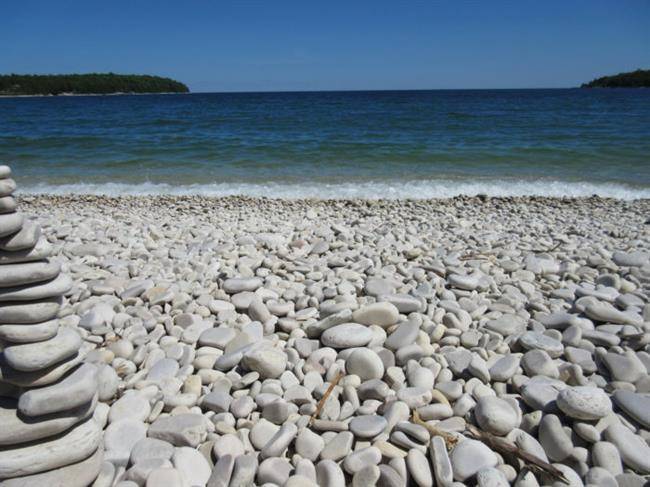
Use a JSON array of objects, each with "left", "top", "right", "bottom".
[{"left": 2, "top": 179, "right": 650, "bottom": 486}]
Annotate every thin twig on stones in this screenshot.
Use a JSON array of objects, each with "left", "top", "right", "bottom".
[
  {"left": 465, "top": 424, "right": 570, "bottom": 484},
  {"left": 310, "top": 370, "right": 344, "bottom": 425},
  {"left": 412, "top": 410, "right": 459, "bottom": 451}
]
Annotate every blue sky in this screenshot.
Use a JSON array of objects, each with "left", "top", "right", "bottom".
[{"left": 2, "top": 1, "right": 649, "bottom": 92}]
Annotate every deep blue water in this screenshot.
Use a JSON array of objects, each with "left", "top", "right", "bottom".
[{"left": 1, "top": 89, "right": 649, "bottom": 198}]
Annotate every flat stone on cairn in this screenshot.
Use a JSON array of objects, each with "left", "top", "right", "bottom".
[{"left": 0, "top": 165, "right": 102, "bottom": 485}]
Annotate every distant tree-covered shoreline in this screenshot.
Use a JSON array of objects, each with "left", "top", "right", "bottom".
[
  {"left": 582, "top": 69, "right": 650, "bottom": 88},
  {"left": 0, "top": 73, "right": 190, "bottom": 96}
]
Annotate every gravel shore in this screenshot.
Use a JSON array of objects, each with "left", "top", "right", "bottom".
[{"left": 5, "top": 193, "right": 650, "bottom": 486}]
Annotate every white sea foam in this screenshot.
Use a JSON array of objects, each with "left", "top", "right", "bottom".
[{"left": 17, "top": 179, "right": 650, "bottom": 200}]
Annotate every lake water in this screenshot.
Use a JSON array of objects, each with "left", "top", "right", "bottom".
[{"left": 1, "top": 89, "right": 649, "bottom": 199}]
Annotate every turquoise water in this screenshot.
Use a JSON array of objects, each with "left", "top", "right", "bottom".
[{"left": 1, "top": 89, "right": 649, "bottom": 198}]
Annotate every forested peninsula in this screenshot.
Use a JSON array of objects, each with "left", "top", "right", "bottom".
[
  {"left": 0, "top": 73, "right": 190, "bottom": 96},
  {"left": 582, "top": 69, "right": 650, "bottom": 88}
]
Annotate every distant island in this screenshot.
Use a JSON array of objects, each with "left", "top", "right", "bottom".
[
  {"left": 581, "top": 69, "right": 650, "bottom": 88},
  {"left": 0, "top": 73, "right": 190, "bottom": 96}
]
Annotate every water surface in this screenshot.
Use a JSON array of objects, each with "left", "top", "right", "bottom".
[{"left": 1, "top": 89, "right": 649, "bottom": 198}]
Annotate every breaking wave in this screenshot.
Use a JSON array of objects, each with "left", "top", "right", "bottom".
[{"left": 17, "top": 178, "right": 650, "bottom": 200}]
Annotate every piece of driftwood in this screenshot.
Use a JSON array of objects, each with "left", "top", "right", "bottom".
[
  {"left": 310, "top": 370, "right": 344, "bottom": 425},
  {"left": 459, "top": 253, "right": 491, "bottom": 261},
  {"left": 412, "top": 410, "right": 459, "bottom": 450},
  {"left": 465, "top": 424, "right": 569, "bottom": 484},
  {"left": 413, "top": 411, "right": 569, "bottom": 484},
  {"left": 533, "top": 240, "right": 562, "bottom": 254}
]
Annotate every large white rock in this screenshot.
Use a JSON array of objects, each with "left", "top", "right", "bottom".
[
  {"left": 0, "top": 296, "right": 62, "bottom": 324},
  {"left": 172, "top": 447, "right": 212, "bottom": 486},
  {"left": 604, "top": 423, "right": 650, "bottom": 474},
  {"left": 18, "top": 363, "right": 97, "bottom": 418},
  {"left": 0, "top": 273, "right": 72, "bottom": 302},
  {"left": 0, "top": 352, "right": 82, "bottom": 388},
  {"left": 242, "top": 347, "right": 287, "bottom": 379},
  {"left": 0, "top": 445, "right": 103, "bottom": 487},
  {"left": 352, "top": 302, "right": 399, "bottom": 328},
  {"left": 3, "top": 328, "right": 81, "bottom": 372},
  {"left": 148, "top": 414, "right": 208, "bottom": 447},
  {"left": 0, "top": 396, "right": 96, "bottom": 446},
  {"left": 0, "top": 319, "right": 59, "bottom": 343},
  {"left": 108, "top": 391, "right": 151, "bottom": 423},
  {"left": 474, "top": 396, "right": 519, "bottom": 436},
  {"left": 0, "top": 177, "right": 16, "bottom": 197},
  {"left": 0, "top": 221, "right": 40, "bottom": 251},
  {"left": 0, "top": 418, "right": 102, "bottom": 479},
  {"left": 103, "top": 419, "right": 148, "bottom": 467},
  {"left": 0, "top": 212, "right": 23, "bottom": 238},
  {"left": 0, "top": 261, "right": 61, "bottom": 288},
  {"left": 449, "top": 439, "right": 498, "bottom": 481},
  {"left": 345, "top": 348, "right": 385, "bottom": 381},
  {"left": 321, "top": 323, "right": 373, "bottom": 348},
  {"left": 556, "top": 386, "right": 612, "bottom": 420},
  {"left": 0, "top": 238, "right": 52, "bottom": 265}
]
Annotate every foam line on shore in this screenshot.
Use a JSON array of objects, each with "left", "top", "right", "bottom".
[{"left": 16, "top": 179, "right": 650, "bottom": 200}]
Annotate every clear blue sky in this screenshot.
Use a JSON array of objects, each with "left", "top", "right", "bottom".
[{"left": 2, "top": 0, "right": 649, "bottom": 92}]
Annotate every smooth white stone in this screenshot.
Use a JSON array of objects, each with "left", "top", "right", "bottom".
[
  {"left": 556, "top": 386, "right": 612, "bottom": 420},
  {"left": 613, "top": 390, "right": 650, "bottom": 428},
  {"left": 474, "top": 396, "right": 519, "bottom": 436},
  {"left": 0, "top": 418, "right": 101, "bottom": 479},
  {"left": 0, "top": 296, "right": 61, "bottom": 324},
  {"left": 0, "top": 273, "right": 72, "bottom": 302},
  {"left": 223, "top": 277, "right": 263, "bottom": 294},
  {"left": 242, "top": 347, "right": 287, "bottom": 379},
  {"left": 0, "top": 237, "right": 52, "bottom": 265},
  {"left": 295, "top": 427, "right": 325, "bottom": 461},
  {"left": 449, "top": 439, "right": 498, "bottom": 481},
  {"left": 260, "top": 422, "right": 297, "bottom": 459},
  {"left": 18, "top": 363, "right": 98, "bottom": 417},
  {"left": 343, "top": 446, "right": 382, "bottom": 474},
  {"left": 406, "top": 449, "right": 433, "bottom": 487},
  {"left": 148, "top": 413, "right": 208, "bottom": 447},
  {"left": 212, "top": 434, "right": 245, "bottom": 459},
  {"left": 0, "top": 212, "right": 23, "bottom": 238},
  {"left": 172, "top": 446, "right": 212, "bottom": 487},
  {"left": 352, "top": 302, "right": 400, "bottom": 328},
  {"left": 0, "top": 352, "right": 82, "bottom": 387},
  {"left": 108, "top": 391, "right": 151, "bottom": 423},
  {"left": 346, "top": 348, "right": 385, "bottom": 381},
  {"left": 0, "top": 222, "right": 41, "bottom": 251},
  {"left": 0, "top": 178, "right": 16, "bottom": 197},
  {"left": 3, "top": 327, "right": 81, "bottom": 372},
  {"left": 0, "top": 196, "right": 16, "bottom": 214},
  {"left": 104, "top": 419, "right": 148, "bottom": 467},
  {"left": 0, "top": 318, "right": 59, "bottom": 343},
  {"left": 603, "top": 423, "right": 650, "bottom": 474},
  {"left": 130, "top": 438, "right": 175, "bottom": 465},
  {"left": 0, "top": 445, "right": 103, "bottom": 487},
  {"left": 0, "top": 395, "right": 97, "bottom": 446},
  {"left": 321, "top": 323, "right": 373, "bottom": 348}
]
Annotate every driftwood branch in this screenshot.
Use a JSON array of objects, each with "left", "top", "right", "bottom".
[
  {"left": 310, "top": 370, "right": 344, "bottom": 425},
  {"left": 533, "top": 240, "right": 562, "bottom": 254},
  {"left": 465, "top": 424, "right": 569, "bottom": 484},
  {"left": 459, "top": 254, "right": 490, "bottom": 261},
  {"left": 412, "top": 410, "right": 459, "bottom": 451},
  {"left": 413, "top": 411, "right": 569, "bottom": 484}
]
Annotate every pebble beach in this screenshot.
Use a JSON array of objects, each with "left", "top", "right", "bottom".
[{"left": 3, "top": 187, "right": 650, "bottom": 486}]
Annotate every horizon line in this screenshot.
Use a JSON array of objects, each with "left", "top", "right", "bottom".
[{"left": 190, "top": 86, "right": 584, "bottom": 94}]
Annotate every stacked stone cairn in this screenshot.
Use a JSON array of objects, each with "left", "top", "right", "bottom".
[{"left": 0, "top": 165, "right": 102, "bottom": 486}]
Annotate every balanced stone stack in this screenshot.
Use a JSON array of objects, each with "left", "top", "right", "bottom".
[{"left": 0, "top": 165, "right": 102, "bottom": 486}]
